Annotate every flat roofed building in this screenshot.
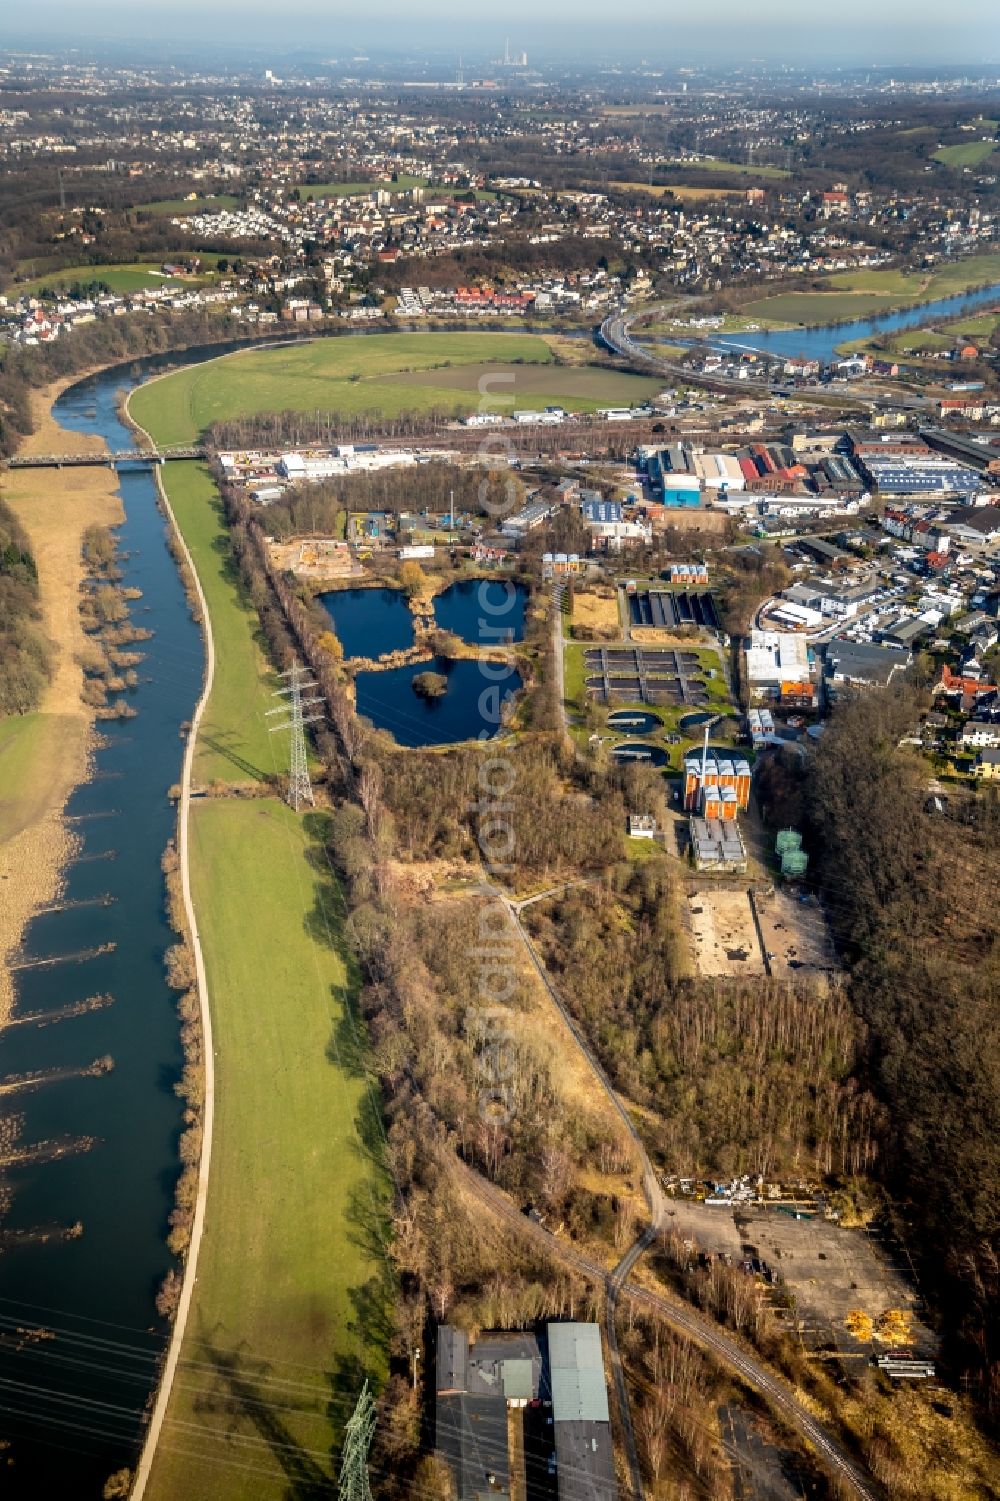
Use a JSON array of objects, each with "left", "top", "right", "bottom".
[
  {"left": 745, "top": 630, "right": 812, "bottom": 688},
  {"left": 548, "top": 1324, "right": 617, "bottom": 1501},
  {"left": 689, "top": 816, "right": 748, "bottom": 871},
  {"left": 823, "top": 638, "right": 910, "bottom": 689},
  {"left": 683, "top": 752, "right": 751, "bottom": 812},
  {"left": 435, "top": 1323, "right": 616, "bottom": 1501}
]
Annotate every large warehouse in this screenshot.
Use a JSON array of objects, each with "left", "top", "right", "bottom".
[{"left": 744, "top": 630, "right": 813, "bottom": 693}]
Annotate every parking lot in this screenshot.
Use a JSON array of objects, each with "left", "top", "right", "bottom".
[{"left": 660, "top": 1196, "right": 937, "bottom": 1357}]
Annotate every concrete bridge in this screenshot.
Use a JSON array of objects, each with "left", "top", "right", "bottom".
[{"left": 2, "top": 445, "right": 207, "bottom": 470}]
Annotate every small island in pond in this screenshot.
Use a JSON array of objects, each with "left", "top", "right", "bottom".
[{"left": 412, "top": 670, "right": 448, "bottom": 700}]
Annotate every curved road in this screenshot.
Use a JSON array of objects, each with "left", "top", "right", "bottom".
[
  {"left": 492, "top": 891, "right": 881, "bottom": 1501},
  {"left": 600, "top": 300, "right": 925, "bottom": 414},
  {"left": 453, "top": 1154, "right": 881, "bottom": 1501}
]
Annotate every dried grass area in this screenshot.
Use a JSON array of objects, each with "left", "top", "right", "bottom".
[
  {"left": 4, "top": 384, "right": 124, "bottom": 714},
  {"left": 572, "top": 589, "right": 620, "bottom": 633},
  {"left": 0, "top": 378, "right": 123, "bottom": 1022}
]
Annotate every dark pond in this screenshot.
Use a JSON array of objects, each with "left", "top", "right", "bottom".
[
  {"left": 607, "top": 710, "right": 661, "bottom": 736},
  {"left": 679, "top": 711, "right": 720, "bottom": 732},
  {"left": 318, "top": 585, "right": 413, "bottom": 659},
  {"left": 355, "top": 656, "right": 522, "bottom": 746},
  {"left": 611, "top": 742, "right": 669, "bottom": 767},
  {"left": 433, "top": 578, "right": 528, "bottom": 645},
  {"left": 0, "top": 359, "right": 207, "bottom": 1497}
]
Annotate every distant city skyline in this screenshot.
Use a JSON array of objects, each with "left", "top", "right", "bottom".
[{"left": 3, "top": 0, "right": 998, "bottom": 68}]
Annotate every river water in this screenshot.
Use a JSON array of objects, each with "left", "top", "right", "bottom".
[
  {"left": 709, "top": 279, "right": 1000, "bottom": 364},
  {"left": 0, "top": 353, "right": 219, "bottom": 1498}
]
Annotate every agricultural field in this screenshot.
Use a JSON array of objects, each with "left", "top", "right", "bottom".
[
  {"left": 6, "top": 261, "right": 212, "bottom": 297},
  {"left": 391, "top": 359, "right": 662, "bottom": 407},
  {"left": 739, "top": 253, "right": 1000, "bottom": 327},
  {"left": 127, "top": 331, "right": 649, "bottom": 444},
  {"left": 296, "top": 174, "right": 427, "bottom": 198},
  {"left": 144, "top": 798, "right": 392, "bottom": 1501},
  {"left": 609, "top": 181, "right": 743, "bottom": 201},
  {"left": 157, "top": 462, "right": 277, "bottom": 785},
  {"left": 933, "top": 139, "right": 999, "bottom": 168},
  {"left": 671, "top": 156, "right": 790, "bottom": 179}
]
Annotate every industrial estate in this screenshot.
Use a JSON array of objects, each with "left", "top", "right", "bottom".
[{"left": 0, "top": 24, "right": 999, "bottom": 1501}]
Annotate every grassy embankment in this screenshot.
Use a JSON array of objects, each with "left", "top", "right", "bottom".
[
  {"left": 142, "top": 457, "right": 392, "bottom": 1501},
  {"left": 127, "top": 331, "right": 662, "bottom": 445}
]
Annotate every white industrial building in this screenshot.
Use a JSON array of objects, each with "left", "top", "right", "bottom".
[
  {"left": 694, "top": 452, "right": 745, "bottom": 491},
  {"left": 745, "top": 630, "right": 813, "bottom": 692}
]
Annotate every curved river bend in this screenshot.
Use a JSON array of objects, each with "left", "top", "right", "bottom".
[
  {"left": 0, "top": 350, "right": 227, "bottom": 1499},
  {"left": 710, "top": 279, "right": 1000, "bottom": 365}
]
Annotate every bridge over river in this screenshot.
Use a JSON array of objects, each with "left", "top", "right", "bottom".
[{"left": 2, "top": 444, "right": 207, "bottom": 469}]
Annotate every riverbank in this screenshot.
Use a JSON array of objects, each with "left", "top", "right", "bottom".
[
  {"left": 120, "top": 441, "right": 391, "bottom": 1499},
  {"left": 0, "top": 377, "right": 124, "bottom": 1023}
]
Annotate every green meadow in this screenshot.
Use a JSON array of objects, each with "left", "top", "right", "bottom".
[{"left": 128, "top": 331, "right": 657, "bottom": 444}]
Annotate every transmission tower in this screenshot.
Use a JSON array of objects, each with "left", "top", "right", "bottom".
[
  {"left": 266, "top": 664, "right": 323, "bottom": 812},
  {"left": 337, "top": 1382, "right": 376, "bottom": 1501}
]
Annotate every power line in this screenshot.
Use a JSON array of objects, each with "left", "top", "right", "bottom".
[
  {"left": 266, "top": 663, "right": 323, "bottom": 811},
  {"left": 337, "top": 1381, "right": 375, "bottom": 1501}
]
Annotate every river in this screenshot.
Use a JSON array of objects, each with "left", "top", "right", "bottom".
[
  {"left": 708, "top": 279, "right": 1000, "bottom": 364},
  {"left": 0, "top": 351, "right": 224, "bottom": 1498}
]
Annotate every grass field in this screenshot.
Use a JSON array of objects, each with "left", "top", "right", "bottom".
[
  {"left": 297, "top": 175, "right": 427, "bottom": 199},
  {"left": 739, "top": 253, "right": 1000, "bottom": 327},
  {"left": 144, "top": 798, "right": 391, "bottom": 1501},
  {"left": 609, "top": 181, "right": 743, "bottom": 201},
  {"left": 139, "top": 196, "right": 240, "bottom": 216},
  {"left": 674, "top": 156, "right": 790, "bottom": 179},
  {"left": 0, "top": 713, "right": 80, "bottom": 846},
  {"left": 159, "top": 463, "right": 277, "bottom": 784},
  {"left": 933, "top": 139, "right": 999, "bottom": 168},
  {"left": 128, "top": 332, "right": 621, "bottom": 444},
  {"left": 392, "top": 359, "right": 662, "bottom": 407},
  {"left": 7, "top": 262, "right": 211, "bottom": 297}
]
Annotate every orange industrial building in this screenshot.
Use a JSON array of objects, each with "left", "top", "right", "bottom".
[{"left": 683, "top": 749, "right": 752, "bottom": 817}]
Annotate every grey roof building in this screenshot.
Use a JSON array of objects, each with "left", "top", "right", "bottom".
[
  {"left": 435, "top": 1323, "right": 616, "bottom": 1501},
  {"left": 823, "top": 639, "right": 911, "bottom": 688}
]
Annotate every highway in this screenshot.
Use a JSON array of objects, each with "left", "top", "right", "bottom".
[{"left": 600, "top": 301, "right": 931, "bottom": 415}]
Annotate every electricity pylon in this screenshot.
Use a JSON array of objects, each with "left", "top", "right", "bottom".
[
  {"left": 337, "top": 1381, "right": 376, "bottom": 1501},
  {"left": 266, "top": 664, "right": 323, "bottom": 812}
]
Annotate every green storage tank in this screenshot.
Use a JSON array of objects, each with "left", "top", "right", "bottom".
[{"left": 775, "top": 828, "right": 802, "bottom": 856}]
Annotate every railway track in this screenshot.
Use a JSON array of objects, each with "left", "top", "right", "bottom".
[{"left": 484, "top": 892, "right": 882, "bottom": 1501}]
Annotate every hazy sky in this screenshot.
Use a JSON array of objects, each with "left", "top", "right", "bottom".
[{"left": 3, "top": 0, "right": 998, "bottom": 66}]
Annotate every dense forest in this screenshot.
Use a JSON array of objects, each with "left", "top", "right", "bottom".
[
  {"left": 0, "top": 494, "right": 49, "bottom": 715},
  {"left": 799, "top": 687, "right": 1000, "bottom": 1405}
]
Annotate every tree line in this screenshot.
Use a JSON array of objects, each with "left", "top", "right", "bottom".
[
  {"left": 801, "top": 685, "right": 1000, "bottom": 1408},
  {"left": 0, "top": 494, "right": 50, "bottom": 715}
]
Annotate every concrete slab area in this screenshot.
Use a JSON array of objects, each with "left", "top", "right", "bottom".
[{"left": 687, "top": 888, "right": 765, "bottom": 976}]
